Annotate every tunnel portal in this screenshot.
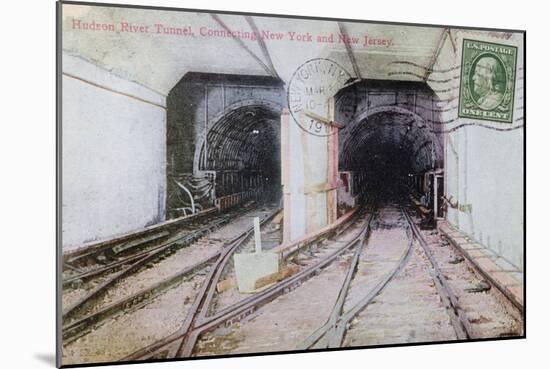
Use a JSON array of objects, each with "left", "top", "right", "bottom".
[
  {"left": 166, "top": 73, "right": 285, "bottom": 218},
  {"left": 340, "top": 109, "right": 443, "bottom": 203},
  {"left": 196, "top": 104, "right": 281, "bottom": 202},
  {"left": 336, "top": 81, "right": 444, "bottom": 205},
  {"left": 167, "top": 76, "right": 444, "bottom": 218}
]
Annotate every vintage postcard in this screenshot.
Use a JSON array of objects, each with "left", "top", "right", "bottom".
[{"left": 57, "top": 1, "right": 525, "bottom": 367}]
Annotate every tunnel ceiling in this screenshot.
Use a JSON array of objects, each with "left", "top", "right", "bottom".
[
  {"left": 199, "top": 105, "right": 280, "bottom": 172},
  {"left": 61, "top": 5, "right": 459, "bottom": 94},
  {"left": 340, "top": 110, "right": 443, "bottom": 174}
]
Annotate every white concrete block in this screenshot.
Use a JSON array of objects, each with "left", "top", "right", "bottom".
[{"left": 234, "top": 252, "right": 280, "bottom": 293}]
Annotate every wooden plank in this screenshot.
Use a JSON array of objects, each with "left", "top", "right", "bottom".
[
  {"left": 216, "top": 278, "right": 235, "bottom": 293},
  {"left": 272, "top": 210, "right": 284, "bottom": 224},
  {"left": 254, "top": 265, "right": 300, "bottom": 290},
  {"left": 418, "top": 205, "right": 430, "bottom": 215}
]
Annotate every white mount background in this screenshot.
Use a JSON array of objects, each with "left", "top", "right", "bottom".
[{"left": 0, "top": 0, "right": 546, "bottom": 368}]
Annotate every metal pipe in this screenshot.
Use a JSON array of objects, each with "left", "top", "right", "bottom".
[{"left": 174, "top": 180, "right": 195, "bottom": 214}]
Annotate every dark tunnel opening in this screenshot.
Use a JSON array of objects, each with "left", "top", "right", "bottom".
[
  {"left": 339, "top": 110, "right": 443, "bottom": 206},
  {"left": 198, "top": 105, "right": 282, "bottom": 204},
  {"left": 364, "top": 143, "right": 414, "bottom": 202}
]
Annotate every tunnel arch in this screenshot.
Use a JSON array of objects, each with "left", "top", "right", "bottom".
[
  {"left": 339, "top": 104, "right": 443, "bottom": 201},
  {"left": 165, "top": 73, "right": 285, "bottom": 218},
  {"left": 193, "top": 99, "right": 283, "bottom": 200},
  {"left": 193, "top": 99, "right": 283, "bottom": 173},
  {"left": 340, "top": 105, "right": 443, "bottom": 173}
]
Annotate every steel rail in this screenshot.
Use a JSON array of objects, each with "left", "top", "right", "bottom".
[
  {"left": 124, "top": 209, "right": 373, "bottom": 361},
  {"left": 62, "top": 208, "right": 254, "bottom": 323},
  {"left": 63, "top": 207, "right": 217, "bottom": 265},
  {"left": 169, "top": 209, "right": 280, "bottom": 357},
  {"left": 63, "top": 213, "right": 268, "bottom": 344},
  {"left": 403, "top": 209, "right": 473, "bottom": 339},
  {"left": 63, "top": 231, "right": 176, "bottom": 286},
  {"left": 62, "top": 216, "right": 265, "bottom": 344},
  {"left": 62, "top": 252, "right": 219, "bottom": 343},
  {"left": 187, "top": 212, "right": 373, "bottom": 355},
  {"left": 327, "top": 213, "right": 414, "bottom": 348},
  {"left": 122, "top": 208, "right": 282, "bottom": 360},
  {"left": 62, "top": 211, "right": 236, "bottom": 286},
  {"left": 298, "top": 207, "right": 414, "bottom": 349},
  {"left": 297, "top": 211, "right": 373, "bottom": 350}
]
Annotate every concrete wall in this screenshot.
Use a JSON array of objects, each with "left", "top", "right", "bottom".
[
  {"left": 431, "top": 32, "right": 524, "bottom": 269},
  {"left": 62, "top": 54, "right": 167, "bottom": 250},
  {"left": 445, "top": 126, "right": 523, "bottom": 268}
]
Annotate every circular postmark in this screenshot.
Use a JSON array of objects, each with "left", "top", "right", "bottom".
[{"left": 287, "top": 58, "right": 352, "bottom": 136}]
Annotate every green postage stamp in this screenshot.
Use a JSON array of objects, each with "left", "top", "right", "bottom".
[{"left": 458, "top": 39, "right": 518, "bottom": 123}]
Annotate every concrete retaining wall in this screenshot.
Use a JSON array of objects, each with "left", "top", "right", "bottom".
[
  {"left": 431, "top": 32, "right": 524, "bottom": 269},
  {"left": 61, "top": 54, "right": 167, "bottom": 250}
]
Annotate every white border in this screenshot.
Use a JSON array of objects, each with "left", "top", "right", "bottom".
[{"left": 1, "top": 1, "right": 544, "bottom": 369}]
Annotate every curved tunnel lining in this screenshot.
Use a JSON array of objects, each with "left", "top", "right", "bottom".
[{"left": 197, "top": 105, "right": 282, "bottom": 199}]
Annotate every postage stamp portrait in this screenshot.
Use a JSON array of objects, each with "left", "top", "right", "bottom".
[{"left": 458, "top": 39, "right": 517, "bottom": 123}]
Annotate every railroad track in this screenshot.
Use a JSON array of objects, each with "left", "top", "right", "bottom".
[
  {"left": 62, "top": 208, "right": 218, "bottom": 286},
  {"left": 300, "top": 205, "right": 520, "bottom": 350},
  {"left": 62, "top": 206, "right": 249, "bottom": 288},
  {"left": 61, "top": 204, "right": 276, "bottom": 344},
  {"left": 298, "top": 205, "right": 470, "bottom": 350},
  {"left": 404, "top": 211, "right": 523, "bottom": 340},
  {"left": 123, "top": 206, "right": 373, "bottom": 360},
  {"left": 63, "top": 202, "right": 522, "bottom": 364},
  {"left": 189, "top": 204, "right": 521, "bottom": 357},
  {"left": 61, "top": 205, "right": 281, "bottom": 364}
]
